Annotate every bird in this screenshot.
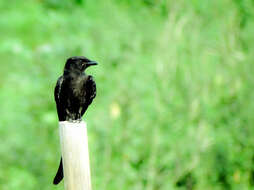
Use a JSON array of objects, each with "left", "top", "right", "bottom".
[{"left": 53, "top": 56, "right": 97, "bottom": 185}]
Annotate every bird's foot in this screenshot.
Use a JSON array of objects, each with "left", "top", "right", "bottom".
[
  {"left": 70, "top": 119, "right": 82, "bottom": 123},
  {"left": 67, "top": 118, "right": 82, "bottom": 123},
  {"left": 68, "top": 119, "right": 77, "bottom": 123}
]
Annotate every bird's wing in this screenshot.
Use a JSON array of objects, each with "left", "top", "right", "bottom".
[
  {"left": 81, "top": 75, "right": 96, "bottom": 116},
  {"left": 54, "top": 76, "right": 63, "bottom": 104},
  {"left": 54, "top": 76, "right": 64, "bottom": 120},
  {"left": 86, "top": 75, "right": 97, "bottom": 101}
]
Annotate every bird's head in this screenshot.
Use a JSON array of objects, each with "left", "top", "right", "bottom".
[{"left": 64, "top": 56, "right": 98, "bottom": 74}]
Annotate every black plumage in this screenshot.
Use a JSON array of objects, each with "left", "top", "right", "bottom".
[{"left": 53, "top": 56, "right": 97, "bottom": 185}]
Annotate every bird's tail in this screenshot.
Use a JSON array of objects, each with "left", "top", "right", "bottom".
[{"left": 53, "top": 158, "right": 64, "bottom": 185}]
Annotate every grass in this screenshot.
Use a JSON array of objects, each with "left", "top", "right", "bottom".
[{"left": 0, "top": 0, "right": 254, "bottom": 189}]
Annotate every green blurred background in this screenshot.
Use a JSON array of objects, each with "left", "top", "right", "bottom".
[{"left": 1, "top": 0, "right": 254, "bottom": 189}]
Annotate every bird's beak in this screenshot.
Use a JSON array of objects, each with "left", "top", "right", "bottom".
[{"left": 86, "top": 61, "right": 98, "bottom": 66}]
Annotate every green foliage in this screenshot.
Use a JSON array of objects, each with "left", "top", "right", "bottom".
[{"left": 0, "top": 0, "right": 254, "bottom": 189}]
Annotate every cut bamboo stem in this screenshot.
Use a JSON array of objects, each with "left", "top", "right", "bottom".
[{"left": 59, "top": 121, "right": 92, "bottom": 190}]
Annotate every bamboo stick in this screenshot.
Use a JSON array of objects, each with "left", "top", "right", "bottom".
[{"left": 59, "top": 121, "right": 92, "bottom": 190}]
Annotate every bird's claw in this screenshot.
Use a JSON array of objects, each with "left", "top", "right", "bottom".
[{"left": 68, "top": 119, "right": 82, "bottom": 123}]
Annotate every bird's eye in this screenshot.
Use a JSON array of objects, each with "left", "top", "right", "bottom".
[{"left": 80, "top": 61, "right": 86, "bottom": 67}]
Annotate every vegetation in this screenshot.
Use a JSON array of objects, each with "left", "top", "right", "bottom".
[{"left": 1, "top": 0, "right": 254, "bottom": 189}]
